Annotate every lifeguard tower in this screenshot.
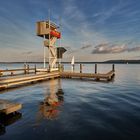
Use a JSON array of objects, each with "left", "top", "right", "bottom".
[{"left": 36, "top": 20, "right": 61, "bottom": 72}]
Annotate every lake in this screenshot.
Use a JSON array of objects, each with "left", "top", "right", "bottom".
[{"left": 0, "top": 63, "right": 140, "bottom": 140}]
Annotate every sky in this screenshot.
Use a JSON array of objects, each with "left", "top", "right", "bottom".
[{"left": 0, "top": 0, "right": 140, "bottom": 62}]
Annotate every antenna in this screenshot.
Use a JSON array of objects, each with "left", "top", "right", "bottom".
[{"left": 48, "top": 9, "right": 51, "bottom": 69}]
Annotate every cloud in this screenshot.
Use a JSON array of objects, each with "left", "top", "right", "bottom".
[
  {"left": 128, "top": 47, "right": 140, "bottom": 52},
  {"left": 81, "top": 44, "right": 92, "bottom": 49},
  {"left": 92, "top": 44, "right": 127, "bottom": 54},
  {"left": 22, "top": 51, "right": 32, "bottom": 55},
  {"left": 92, "top": 43, "right": 140, "bottom": 54}
]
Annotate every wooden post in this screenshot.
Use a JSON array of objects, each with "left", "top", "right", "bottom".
[
  {"left": 35, "top": 64, "right": 37, "bottom": 74},
  {"left": 11, "top": 71, "right": 14, "bottom": 76},
  {"left": 72, "top": 64, "right": 75, "bottom": 72},
  {"left": 62, "top": 65, "right": 64, "bottom": 72},
  {"left": 80, "top": 64, "right": 82, "bottom": 73},
  {"left": 0, "top": 71, "right": 3, "bottom": 76},
  {"left": 95, "top": 63, "right": 97, "bottom": 74},
  {"left": 112, "top": 64, "right": 115, "bottom": 72},
  {"left": 27, "top": 65, "right": 29, "bottom": 74},
  {"left": 58, "top": 64, "right": 61, "bottom": 72},
  {"left": 24, "top": 64, "right": 26, "bottom": 74}
]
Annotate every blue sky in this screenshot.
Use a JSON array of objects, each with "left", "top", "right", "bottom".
[{"left": 0, "top": 0, "right": 140, "bottom": 62}]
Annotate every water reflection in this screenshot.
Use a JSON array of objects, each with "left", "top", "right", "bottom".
[
  {"left": 0, "top": 112, "right": 22, "bottom": 135},
  {"left": 39, "top": 79, "right": 64, "bottom": 120}
]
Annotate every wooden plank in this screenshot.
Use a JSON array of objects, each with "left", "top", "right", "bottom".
[
  {"left": 0, "top": 68, "right": 35, "bottom": 72},
  {"left": 0, "top": 99, "right": 22, "bottom": 114}
]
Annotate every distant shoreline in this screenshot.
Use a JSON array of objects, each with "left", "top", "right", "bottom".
[{"left": 0, "top": 60, "right": 140, "bottom": 64}]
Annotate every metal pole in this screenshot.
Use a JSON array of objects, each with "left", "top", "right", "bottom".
[
  {"left": 59, "top": 16, "right": 62, "bottom": 65},
  {"left": 43, "top": 35, "right": 46, "bottom": 68},
  {"left": 48, "top": 20, "right": 51, "bottom": 70}
]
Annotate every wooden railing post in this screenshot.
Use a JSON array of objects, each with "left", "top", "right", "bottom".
[
  {"left": 95, "top": 63, "right": 97, "bottom": 74},
  {"left": 35, "top": 64, "right": 37, "bottom": 74},
  {"left": 24, "top": 64, "right": 26, "bottom": 74},
  {"left": 72, "top": 64, "right": 75, "bottom": 72},
  {"left": 112, "top": 64, "right": 115, "bottom": 72},
  {"left": 27, "top": 65, "right": 29, "bottom": 74},
  {"left": 62, "top": 65, "right": 64, "bottom": 72},
  {"left": 80, "top": 64, "right": 82, "bottom": 73}
]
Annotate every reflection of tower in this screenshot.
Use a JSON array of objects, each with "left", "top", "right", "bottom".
[
  {"left": 37, "top": 79, "right": 64, "bottom": 121},
  {"left": 36, "top": 20, "right": 61, "bottom": 71}
]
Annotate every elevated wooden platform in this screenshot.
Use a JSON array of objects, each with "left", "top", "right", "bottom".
[{"left": 0, "top": 99, "right": 22, "bottom": 114}]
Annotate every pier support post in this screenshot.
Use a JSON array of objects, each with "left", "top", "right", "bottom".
[
  {"left": 80, "top": 64, "right": 82, "bottom": 73},
  {"left": 112, "top": 64, "right": 115, "bottom": 72},
  {"left": 95, "top": 63, "right": 97, "bottom": 74}
]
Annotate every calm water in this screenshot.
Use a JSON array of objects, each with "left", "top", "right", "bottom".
[{"left": 0, "top": 64, "right": 140, "bottom": 140}]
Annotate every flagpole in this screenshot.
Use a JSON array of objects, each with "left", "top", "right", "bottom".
[{"left": 43, "top": 35, "right": 46, "bottom": 68}]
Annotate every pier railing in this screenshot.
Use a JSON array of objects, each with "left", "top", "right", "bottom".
[{"left": 0, "top": 64, "right": 37, "bottom": 76}]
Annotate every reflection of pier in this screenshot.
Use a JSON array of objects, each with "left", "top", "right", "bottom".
[
  {"left": 37, "top": 79, "right": 64, "bottom": 121},
  {"left": 0, "top": 112, "right": 22, "bottom": 135}
]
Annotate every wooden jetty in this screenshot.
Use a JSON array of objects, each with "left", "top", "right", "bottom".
[
  {"left": 0, "top": 64, "right": 115, "bottom": 91},
  {"left": 60, "top": 63, "right": 115, "bottom": 81},
  {"left": 0, "top": 71, "right": 60, "bottom": 90},
  {"left": 0, "top": 99, "right": 22, "bottom": 114},
  {"left": 60, "top": 70, "right": 114, "bottom": 81}
]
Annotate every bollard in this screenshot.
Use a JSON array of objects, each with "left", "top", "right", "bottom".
[
  {"left": 80, "top": 64, "right": 82, "bottom": 73},
  {"left": 95, "top": 63, "right": 97, "bottom": 74}
]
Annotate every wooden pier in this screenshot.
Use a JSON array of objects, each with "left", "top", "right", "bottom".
[
  {"left": 0, "top": 99, "right": 22, "bottom": 114},
  {"left": 0, "top": 64, "right": 115, "bottom": 91},
  {"left": 0, "top": 71, "right": 60, "bottom": 90},
  {"left": 60, "top": 70, "right": 114, "bottom": 81}
]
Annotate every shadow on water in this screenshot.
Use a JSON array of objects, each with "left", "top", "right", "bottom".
[
  {"left": 0, "top": 112, "right": 22, "bottom": 135},
  {"left": 37, "top": 79, "right": 64, "bottom": 121}
]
